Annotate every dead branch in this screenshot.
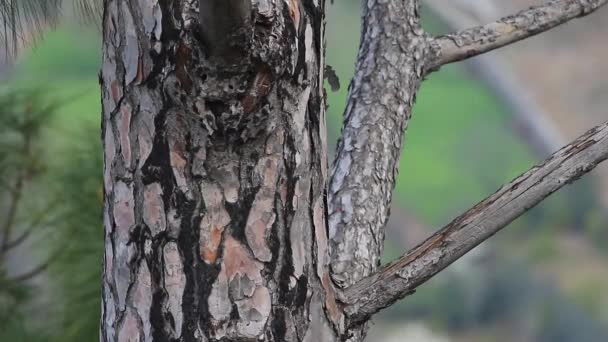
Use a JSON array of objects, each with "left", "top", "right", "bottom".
[
  {"left": 342, "top": 120, "right": 608, "bottom": 325},
  {"left": 427, "top": 0, "right": 608, "bottom": 71}
]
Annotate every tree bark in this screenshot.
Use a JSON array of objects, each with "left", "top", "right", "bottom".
[{"left": 101, "top": 0, "right": 342, "bottom": 340}]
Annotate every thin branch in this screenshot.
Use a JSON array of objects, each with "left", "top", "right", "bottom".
[
  {"left": 3, "top": 200, "right": 59, "bottom": 251},
  {"left": 425, "top": 0, "right": 564, "bottom": 157},
  {"left": 426, "top": 0, "right": 608, "bottom": 229},
  {"left": 4, "top": 225, "right": 33, "bottom": 251},
  {"left": 0, "top": 175, "right": 13, "bottom": 191},
  {"left": 0, "top": 166, "right": 25, "bottom": 258},
  {"left": 0, "top": 129, "right": 31, "bottom": 259},
  {"left": 12, "top": 247, "right": 63, "bottom": 282},
  {"left": 341, "top": 119, "right": 608, "bottom": 326},
  {"left": 0, "top": 0, "right": 100, "bottom": 57},
  {"left": 427, "top": 0, "right": 608, "bottom": 71}
]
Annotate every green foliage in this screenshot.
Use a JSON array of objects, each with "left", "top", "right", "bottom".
[
  {"left": 583, "top": 208, "right": 608, "bottom": 250},
  {"left": 48, "top": 122, "right": 103, "bottom": 342},
  {"left": 570, "top": 279, "right": 605, "bottom": 318},
  {"left": 41, "top": 109, "right": 104, "bottom": 342},
  {"left": 0, "top": 16, "right": 102, "bottom": 341},
  {"left": 528, "top": 233, "right": 560, "bottom": 262},
  {"left": 0, "top": 275, "right": 50, "bottom": 342},
  {"left": 0, "top": 310, "right": 50, "bottom": 342},
  {"left": 0, "top": 87, "right": 60, "bottom": 341},
  {"left": 15, "top": 27, "right": 101, "bottom": 80},
  {"left": 0, "top": 0, "right": 101, "bottom": 57},
  {"left": 0, "top": 85, "right": 102, "bottom": 341},
  {"left": 0, "top": 272, "right": 30, "bottom": 320},
  {"left": 0, "top": 88, "right": 57, "bottom": 177},
  {"left": 538, "top": 292, "right": 608, "bottom": 342}
]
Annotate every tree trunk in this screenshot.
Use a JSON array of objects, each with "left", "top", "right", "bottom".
[{"left": 100, "top": 0, "right": 343, "bottom": 340}]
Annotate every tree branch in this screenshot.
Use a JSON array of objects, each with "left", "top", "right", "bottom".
[
  {"left": 342, "top": 120, "right": 608, "bottom": 326},
  {"left": 0, "top": 158, "right": 26, "bottom": 261},
  {"left": 426, "top": 0, "right": 608, "bottom": 228},
  {"left": 4, "top": 200, "right": 59, "bottom": 251},
  {"left": 427, "top": 0, "right": 608, "bottom": 71},
  {"left": 328, "top": 0, "right": 427, "bottom": 290},
  {"left": 12, "top": 247, "right": 63, "bottom": 282},
  {"left": 0, "top": 126, "right": 32, "bottom": 261},
  {"left": 425, "top": 0, "right": 565, "bottom": 158}
]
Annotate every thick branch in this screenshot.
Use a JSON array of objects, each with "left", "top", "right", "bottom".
[
  {"left": 342, "top": 120, "right": 608, "bottom": 325},
  {"left": 428, "top": 0, "right": 608, "bottom": 70},
  {"left": 328, "top": 0, "right": 427, "bottom": 290}
]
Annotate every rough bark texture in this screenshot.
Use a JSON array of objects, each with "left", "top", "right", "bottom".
[
  {"left": 343, "top": 120, "right": 608, "bottom": 325},
  {"left": 429, "top": 0, "right": 608, "bottom": 70},
  {"left": 328, "top": 0, "right": 608, "bottom": 294},
  {"left": 100, "top": 0, "right": 343, "bottom": 340},
  {"left": 328, "top": 0, "right": 427, "bottom": 289}
]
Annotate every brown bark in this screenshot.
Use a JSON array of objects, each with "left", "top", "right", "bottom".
[
  {"left": 100, "top": 0, "right": 608, "bottom": 341},
  {"left": 101, "top": 0, "right": 341, "bottom": 340}
]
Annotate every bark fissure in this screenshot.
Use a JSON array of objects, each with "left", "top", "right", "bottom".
[
  {"left": 102, "top": 0, "right": 341, "bottom": 341},
  {"left": 328, "top": 0, "right": 427, "bottom": 289}
]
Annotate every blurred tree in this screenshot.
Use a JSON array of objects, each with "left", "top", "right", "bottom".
[
  {"left": 0, "top": 88, "right": 62, "bottom": 340},
  {"left": 49, "top": 124, "right": 103, "bottom": 341},
  {"left": 0, "top": 0, "right": 101, "bottom": 56}
]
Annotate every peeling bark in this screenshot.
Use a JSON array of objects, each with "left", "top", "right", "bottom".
[{"left": 101, "top": 0, "right": 340, "bottom": 340}]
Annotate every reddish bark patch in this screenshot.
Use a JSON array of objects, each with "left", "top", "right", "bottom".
[
  {"left": 242, "top": 65, "right": 273, "bottom": 114},
  {"left": 199, "top": 182, "right": 231, "bottom": 264},
  {"left": 288, "top": 0, "right": 301, "bottom": 32},
  {"left": 246, "top": 155, "right": 279, "bottom": 262},
  {"left": 135, "top": 56, "right": 145, "bottom": 84},
  {"left": 167, "top": 113, "right": 189, "bottom": 192},
  {"left": 202, "top": 225, "right": 224, "bottom": 264},
  {"left": 111, "top": 80, "right": 122, "bottom": 104},
  {"left": 223, "top": 236, "right": 264, "bottom": 283},
  {"left": 175, "top": 42, "right": 193, "bottom": 92}
]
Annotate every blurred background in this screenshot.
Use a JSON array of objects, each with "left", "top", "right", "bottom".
[{"left": 1, "top": 1, "right": 607, "bottom": 341}]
